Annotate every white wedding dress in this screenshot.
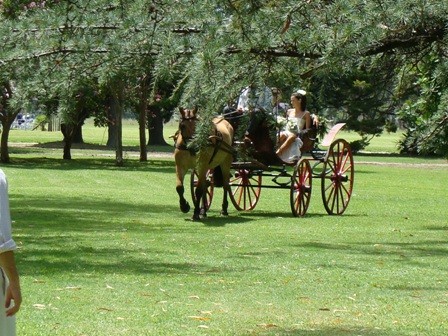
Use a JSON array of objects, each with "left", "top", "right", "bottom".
[{"left": 277, "top": 115, "right": 305, "bottom": 163}]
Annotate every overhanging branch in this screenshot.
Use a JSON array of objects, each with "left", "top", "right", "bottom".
[
  {"left": 226, "top": 46, "right": 321, "bottom": 59},
  {"left": 364, "top": 24, "right": 446, "bottom": 56}
]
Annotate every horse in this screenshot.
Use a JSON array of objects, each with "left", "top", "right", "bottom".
[{"left": 174, "top": 107, "right": 234, "bottom": 221}]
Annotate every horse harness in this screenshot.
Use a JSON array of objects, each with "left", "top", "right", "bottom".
[
  {"left": 174, "top": 114, "right": 198, "bottom": 155},
  {"left": 174, "top": 116, "right": 234, "bottom": 161}
]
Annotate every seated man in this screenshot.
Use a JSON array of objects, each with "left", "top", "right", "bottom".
[{"left": 237, "top": 84, "right": 273, "bottom": 137}]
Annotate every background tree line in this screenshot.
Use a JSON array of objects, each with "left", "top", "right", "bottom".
[{"left": 1, "top": 0, "right": 447, "bottom": 164}]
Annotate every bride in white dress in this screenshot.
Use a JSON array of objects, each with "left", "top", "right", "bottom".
[{"left": 276, "top": 90, "right": 312, "bottom": 163}]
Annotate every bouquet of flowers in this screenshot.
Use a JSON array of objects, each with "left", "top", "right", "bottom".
[
  {"left": 276, "top": 116, "right": 288, "bottom": 128},
  {"left": 276, "top": 116, "right": 297, "bottom": 132}
]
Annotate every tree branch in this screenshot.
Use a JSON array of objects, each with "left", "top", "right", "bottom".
[
  {"left": 364, "top": 24, "right": 446, "bottom": 56},
  {"left": 226, "top": 46, "right": 321, "bottom": 59}
]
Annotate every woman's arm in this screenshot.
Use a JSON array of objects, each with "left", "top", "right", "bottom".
[{"left": 304, "top": 111, "right": 312, "bottom": 130}]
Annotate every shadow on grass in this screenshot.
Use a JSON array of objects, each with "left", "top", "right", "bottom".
[
  {"left": 11, "top": 193, "right": 259, "bottom": 277},
  {"left": 292, "top": 240, "right": 448, "bottom": 275},
  {"left": 7, "top": 156, "right": 176, "bottom": 173},
  {"left": 424, "top": 225, "right": 448, "bottom": 231},
  {"left": 235, "top": 211, "right": 366, "bottom": 219},
  {"left": 199, "top": 215, "right": 254, "bottom": 227},
  {"left": 256, "top": 326, "right": 399, "bottom": 336}
]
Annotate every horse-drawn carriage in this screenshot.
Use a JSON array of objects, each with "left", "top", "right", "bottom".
[{"left": 175, "top": 107, "right": 354, "bottom": 220}]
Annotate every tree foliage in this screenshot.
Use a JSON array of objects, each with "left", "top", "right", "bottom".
[{"left": 1, "top": 0, "right": 447, "bottom": 158}]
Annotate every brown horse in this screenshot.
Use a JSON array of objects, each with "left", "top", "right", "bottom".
[{"left": 174, "top": 107, "right": 234, "bottom": 220}]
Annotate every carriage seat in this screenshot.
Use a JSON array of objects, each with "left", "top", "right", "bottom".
[{"left": 301, "top": 113, "right": 319, "bottom": 151}]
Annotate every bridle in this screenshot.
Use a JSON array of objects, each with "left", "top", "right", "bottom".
[{"left": 174, "top": 114, "right": 198, "bottom": 154}]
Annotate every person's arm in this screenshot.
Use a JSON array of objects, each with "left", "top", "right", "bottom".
[
  {"left": 0, "top": 251, "right": 21, "bottom": 316},
  {"left": 311, "top": 113, "right": 319, "bottom": 128},
  {"left": 304, "top": 111, "right": 312, "bottom": 130}
]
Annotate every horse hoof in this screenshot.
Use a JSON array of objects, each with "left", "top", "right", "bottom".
[
  {"left": 192, "top": 214, "right": 201, "bottom": 221},
  {"left": 221, "top": 211, "right": 229, "bottom": 216},
  {"left": 180, "top": 202, "right": 190, "bottom": 213}
]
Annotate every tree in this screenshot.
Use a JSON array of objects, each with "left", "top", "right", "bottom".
[
  {"left": 2, "top": 0, "right": 448, "bottom": 159},
  {"left": 0, "top": 80, "right": 20, "bottom": 163},
  {"left": 1, "top": 0, "right": 194, "bottom": 163}
]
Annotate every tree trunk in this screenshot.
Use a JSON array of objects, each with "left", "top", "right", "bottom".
[
  {"left": 110, "top": 82, "right": 124, "bottom": 166},
  {"left": 72, "top": 123, "right": 84, "bottom": 144},
  {"left": 0, "top": 81, "right": 19, "bottom": 163},
  {"left": 107, "top": 121, "right": 117, "bottom": 148},
  {"left": 147, "top": 108, "right": 168, "bottom": 146},
  {"left": 61, "top": 124, "right": 73, "bottom": 160},
  {"left": 0, "top": 124, "right": 11, "bottom": 163},
  {"left": 138, "top": 94, "right": 148, "bottom": 162}
]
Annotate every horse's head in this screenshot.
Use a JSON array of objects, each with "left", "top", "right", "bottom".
[{"left": 176, "top": 106, "right": 198, "bottom": 147}]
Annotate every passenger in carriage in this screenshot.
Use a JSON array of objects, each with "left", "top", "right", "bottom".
[
  {"left": 276, "top": 89, "right": 312, "bottom": 163},
  {"left": 271, "top": 87, "right": 289, "bottom": 117},
  {"left": 237, "top": 84, "right": 273, "bottom": 137}
]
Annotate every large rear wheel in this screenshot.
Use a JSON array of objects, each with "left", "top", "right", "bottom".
[
  {"left": 229, "top": 168, "right": 262, "bottom": 211},
  {"left": 290, "top": 158, "right": 312, "bottom": 216},
  {"left": 190, "top": 169, "right": 214, "bottom": 211},
  {"left": 321, "top": 139, "right": 354, "bottom": 215}
]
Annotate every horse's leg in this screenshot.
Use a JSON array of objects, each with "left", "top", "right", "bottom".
[
  {"left": 220, "top": 160, "right": 232, "bottom": 216},
  {"left": 177, "top": 185, "right": 190, "bottom": 213},
  {"left": 201, "top": 190, "right": 208, "bottom": 218},
  {"left": 221, "top": 187, "right": 229, "bottom": 216},
  {"left": 193, "top": 180, "right": 203, "bottom": 221},
  {"left": 175, "top": 165, "right": 190, "bottom": 213}
]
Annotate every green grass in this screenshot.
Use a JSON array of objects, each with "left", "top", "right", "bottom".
[{"left": 2, "top": 120, "right": 448, "bottom": 335}]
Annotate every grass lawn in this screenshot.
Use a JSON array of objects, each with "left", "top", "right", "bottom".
[{"left": 2, "top": 119, "right": 448, "bottom": 335}]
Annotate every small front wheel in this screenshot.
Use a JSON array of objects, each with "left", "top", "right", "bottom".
[
  {"left": 190, "top": 169, "right": 214, "bottom": 211},
  {"left": 229, "top": 168, "right": 261, "bottom": 211},
  {"left": 290, "top": 158, "right": 312, "bottom": 216}
]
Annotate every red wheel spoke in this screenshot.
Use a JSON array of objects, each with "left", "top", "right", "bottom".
[
  {"left": 229, "top": 169, "right": 261, "bottom": 211},
  {"left": 291, "top": 159, "right": 312, "bottom": 216}
]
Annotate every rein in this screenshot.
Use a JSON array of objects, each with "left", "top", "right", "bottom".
[{"left": 221, "top": 110, "right": 246, "bottom": 120}]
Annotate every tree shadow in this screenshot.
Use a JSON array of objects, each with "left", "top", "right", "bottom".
[
  {"left": 254, "top": 325, "right": 402, "bottom": 336},
  {"left": 11, "top": 192, "right": 260, "bottom": 278},
  {"left": 7, "top": 156, "right": 176, "bottom": 173}
]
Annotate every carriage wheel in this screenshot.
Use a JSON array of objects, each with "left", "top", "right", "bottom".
[
  {"left": 229, "top": 168, "right": 262, "bottom": 211},
  {"left": 190, "top": 169, "right": 214, "bottom": 211},
  {"left": 290, "top": 158, "right": 312, "bottom": 216},
  {"left": 321, "top": 139, "right": 354, "bottom": 215}
]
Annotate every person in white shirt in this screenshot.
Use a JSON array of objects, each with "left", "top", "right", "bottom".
[
  {"left": 0, "top": 170, "right": 22, "bottom": 336},
  {"left": 237, "top": 84, "right": 274, "bottom": 137}
]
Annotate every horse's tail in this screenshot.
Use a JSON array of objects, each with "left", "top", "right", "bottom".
[{"left": 213, "top": 166, "right": 224, "bottom": 187}]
